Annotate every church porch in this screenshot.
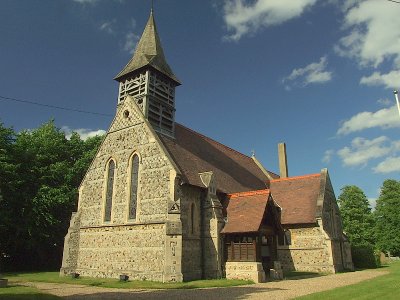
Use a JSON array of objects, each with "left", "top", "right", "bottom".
[{"left": 221, "top": 190, "right": 283, "bottom": 282}]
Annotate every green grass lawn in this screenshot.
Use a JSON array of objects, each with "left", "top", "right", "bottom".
[
  {"left": 283, "top": 270, "right": 326, "bottom": 280},
  {"left": 4, "top": 271, "right": 253, "bottom": 290},
  {"left": 295, "top": 261, "right": 400, "bottom": 300},
  {"left": 0, "top": 284, "right": 61, "bottom": 300}
]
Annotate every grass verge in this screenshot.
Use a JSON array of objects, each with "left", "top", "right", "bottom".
[
  {"left": 0, "top": 284, "right": 61, "bottom": 299},
  {"left": 295, "top": 261, "right": 400, "bottom": 300},
  {"left": 283, "top": 271, "right": 325, "bottom": 280},
  {"left": 4, "top": 272, "right": 254, "bottom": 289}
]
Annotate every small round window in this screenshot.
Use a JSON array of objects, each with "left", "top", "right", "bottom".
[{"left": 123, "top": 110, "right": 130, "bottom": 118}]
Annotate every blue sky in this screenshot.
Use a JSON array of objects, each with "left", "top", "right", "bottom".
[{"left": 1, "top": 0, "right": 400, "bottom": 205}]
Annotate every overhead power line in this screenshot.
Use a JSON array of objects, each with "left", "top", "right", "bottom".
[
  {"left": 0, "top": 95, "right": 112, "bottom": 117},
  {"left": 388, "top": 0, "right": 400, "bottom": 4}
]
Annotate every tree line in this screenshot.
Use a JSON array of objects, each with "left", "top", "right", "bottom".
[
  {"left": 0, "top": 120, "right": 103, "bottom": 271},
  {"left": 338, "top": 181, "right": 400, "bottom": 266}
]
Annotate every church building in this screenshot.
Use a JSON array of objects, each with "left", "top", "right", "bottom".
[{"left": 60, "top": 10, "right": 353, "bottom": 283}]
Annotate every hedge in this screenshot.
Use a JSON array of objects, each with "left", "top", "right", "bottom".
[{"left": 351, "top": 244, "right": 379, "bottom": 269}]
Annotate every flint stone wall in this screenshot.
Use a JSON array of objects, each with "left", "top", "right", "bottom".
[
  {"left": 179, "top": 185, "right": 202, "bottom": 281},
  {"left": 62, "top": 97, "right": 181, "bottom": 281},
  {"left": 278, "top": 171, "right": 353, "bottom": 274},
  {"left": 202, "top": 194, "right": 224, "bottom": 279},
  {"left": 277, "top": 225, "right": 335, "bottom": 273},
  {"left": 76, "top": 223, "right": 165, "bottom": 280},
  {"left": 321, "top": 186, "right": 354, "bottom": 271},
  {"left": 60, "top": 212, "right": 81, "bottom": 275}
]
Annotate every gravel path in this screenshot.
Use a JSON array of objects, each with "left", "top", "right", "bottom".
[{"left": 20, "top": 269, "right": 387, "bottom": 300}]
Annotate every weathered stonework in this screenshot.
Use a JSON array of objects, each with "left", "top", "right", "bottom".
[
  {"left": 76, "top": 223, "right": 166, "bottom": 280},
  {"left": 225, "top": 262, "right": 266, "bottom": 283},
  {"left": 61, "top": 96, "right": 184, "bottom": 281},
  {"left": 179, "top": 185, "right": 202, "bottom": 281},
  {"left": 277, "top": 170, "right": 353, "bottom": 273},
  {"left": 277, "top": 225, "right": 336, "bottom": 273},
  {"left": 199, "top": 172, "right": 224, "bottom": 279},
  {"left": 60, "top": 211, "right": 81, "bottom": 276}
]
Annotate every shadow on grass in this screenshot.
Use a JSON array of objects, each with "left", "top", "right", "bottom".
[
  {"left": 0, "top": 284, "right": 61, "bottom": 299},
  {"left": 283, "top": 271, "right": 325, "bottom": 280},
  {"left": 5, "top": 272, "right": 255, "bottom": 290},
  {"left": 88, "top": 282, "right": 103, "bottom": 287},
  {"left": 353, "top": 264, "right": 389, "bottom": 272},
  {"left": 61, "top": 286, "right": 286, "bottom": 300}
]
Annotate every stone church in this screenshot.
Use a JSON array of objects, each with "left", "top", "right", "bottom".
[{"left": 60, "top": 10, "right": 353, "bottom": 283}]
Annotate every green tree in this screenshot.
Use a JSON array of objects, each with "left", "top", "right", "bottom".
[
  {"left": 0, "top": 120, "right": 103, "bottom": 270},
  {"left": 0, "top": 122, "right": 17, "bottom": 265},
  {"left": 375, "top": 179, "right": 400, "bottom": 256},
  {"left": 338, "top": 185, "right": 375, "bottom": 247}
]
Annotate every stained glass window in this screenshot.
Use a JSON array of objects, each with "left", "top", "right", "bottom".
[
  {"left": 129, "top": 155, "right": 139, "bottom": 219},
  {"left": 104, "top": 160, "right": 115, "bottom": 222}
]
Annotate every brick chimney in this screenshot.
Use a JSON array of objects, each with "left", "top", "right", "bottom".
[{"left": 278, "top": 143, "right": 288, "bottom": 178}]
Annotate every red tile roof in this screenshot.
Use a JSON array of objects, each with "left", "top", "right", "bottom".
[
  {"left": 221, "top": 190, "right": 270, "bottom": 233},
  {"left": 158, "top": 124, "right": 324, "bottom": 226},
  {"left": 270, "top": 174, "right": 321, "bottom": 225},
  {"left": 158, "top": 124, "right": 278, "bottom": 193}
]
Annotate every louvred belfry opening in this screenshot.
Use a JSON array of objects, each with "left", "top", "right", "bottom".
[{"left": 114, "top": 10, "right": 181, "bottom": 137}]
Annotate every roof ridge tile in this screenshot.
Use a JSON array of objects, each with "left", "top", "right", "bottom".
[
  {"left": 228, "top": 189, "right": 270, "bottom": 199},
  {"left": 271, "top": 173, "right": 320, "bottom": 183}
]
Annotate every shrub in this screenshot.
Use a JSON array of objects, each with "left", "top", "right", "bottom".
[
  {"left": 351, "top": 245, "right": 378, "bottom": 269},
  {"left": 374, "top": 250, "right": 382, "bottom": 268}
]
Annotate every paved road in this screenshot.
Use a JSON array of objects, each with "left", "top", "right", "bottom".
[{"left": 21, "top": 269, "right": 387, "bottom": 300}]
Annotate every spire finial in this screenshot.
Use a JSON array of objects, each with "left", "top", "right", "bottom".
[{"left": 151, "top": 0, "right": 154, "bottom": 13}]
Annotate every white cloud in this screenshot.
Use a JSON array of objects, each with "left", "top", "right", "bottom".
[
  {"left": 377, "top": 98, "right": 393, "bottom": 106},
  {"left": 360, "top": 70, "right": 400, "bottom": 89},
  {"left": 72, "top": 0, "right": 125, "bottom": 6},
  {"left": 61, "top": 126, "right": 106, "bottom": 140},
  {"left": 335, "top": 0, "right": 400, "bottom": 68},
  {"left": 335, "top": 135, "right": 400, "bottom": 172},
  {"left": 123, "top": 33, "right": 140, "bottom": 54},
  {"left": 99, "top": 20, "right": 116, "bottom": 34},
  {"left": 72, "top": 0, "right": 99, "bottom": 4},
  {"left": 222, "top": 0, "right": 318, "bottom": 41},
  {"left": 123, "top": 18, "right": 138, "bottom": 53},
  {"left": 337, "top": 105, "right": 400, "bottom": 135},
  {"left": 373, "top": 156, "right": 400, "bottom": 174},
  {"left": 337, "top": 136, "right": 391, "bottom": 167},
  {"left": 283, "top": 56, "right": 332, "bottom": 89},
  {"left": 322, "top": 149, "right": 334, "bottom": 164},
  {"left": 368, "top": 198, "right": 377, "bottom": 210}
]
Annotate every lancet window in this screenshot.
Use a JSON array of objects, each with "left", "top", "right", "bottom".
[
  {"left": 128, "top": 154, "right": 140, "bottom": 220},
  {"left": 104, "top": 160, "right": 116, "bottom": 222}
]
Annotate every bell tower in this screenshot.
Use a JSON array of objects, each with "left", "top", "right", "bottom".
[{"left": 114, "top": 10, "right": 180, "bottom": 137}]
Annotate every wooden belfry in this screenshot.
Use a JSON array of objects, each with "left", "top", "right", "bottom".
[{"left": 114, "top": 8, "right": 181, "bottom": 137}]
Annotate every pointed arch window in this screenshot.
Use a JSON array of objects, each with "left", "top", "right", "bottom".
[
  {"left": 104, "top": 160, "right": 116, "bottom": 222},
  {"left": 129, "top": 154, "right": 140, "bottom": 220}
]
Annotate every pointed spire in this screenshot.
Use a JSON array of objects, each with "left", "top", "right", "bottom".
[{"left": 114, "top": 10, "right": 180, "bottom": 84}]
